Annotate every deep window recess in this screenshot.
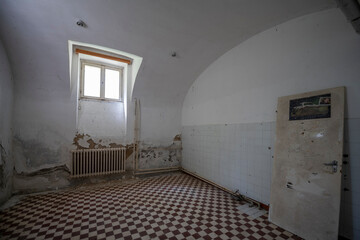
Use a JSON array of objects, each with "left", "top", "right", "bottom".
[{"left": 80, "top": 61, "right": 123, "bottom": 101}]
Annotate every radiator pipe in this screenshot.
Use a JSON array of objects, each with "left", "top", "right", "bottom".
[
  {"left": 133, "top": 98, "right": 140, "bottom": 172},
  {"left": 181, "top": 168, "right": 264, "bottom": 210},
  {"left": 136, "top": 166, "right": 180, "bottom": 172},
  {"left": 134, "top": 167, "right": 180, "bottom": 175}
]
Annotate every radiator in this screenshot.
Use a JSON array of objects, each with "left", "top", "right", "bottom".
[{"left": 71, "top": 148, "right": 126, "bottom": 177}]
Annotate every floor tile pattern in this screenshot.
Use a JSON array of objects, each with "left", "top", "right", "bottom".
[{"left": 0, "top": 173, "right": 301, "bottom": 239}]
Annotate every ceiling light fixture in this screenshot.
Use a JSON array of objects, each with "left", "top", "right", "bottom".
[{"left": 76, "top": 19, "right": 87, "bottom": 28}]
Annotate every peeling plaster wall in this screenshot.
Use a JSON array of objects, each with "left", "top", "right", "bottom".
[
  {"left": 181, "top": 9, "right": 360, "bottom": 239},
  {"left": 137, "top": 104, "right": 182, "bottom": 169},
  {"left": 10, "top": 46, "right": 136, "bottom": 193},
  {"left": 72, "top": 45, "right": 133, "bottom": 144},
  {"left": 0, "top": 0, "right": 337, "bottom": 196},
  {"left": 138, "top": 135, "right": 181, "bottom": 170},
  {"left": 12, "top": 108, "right": 74, "bottom": 193},
  {"left": 0, "top": 39, "right": 14, "bottom": 204}
]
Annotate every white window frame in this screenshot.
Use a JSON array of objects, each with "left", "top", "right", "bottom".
[{"left": 80, "top": 60, "right": 123, "bottom": 102}]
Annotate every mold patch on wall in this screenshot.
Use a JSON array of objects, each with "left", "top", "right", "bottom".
[
  {"left": 13, "top": 165, "right": 71, "bottom": 194},
  {"left": 12, "top": 133, "right": 72, "bottom": 194},
  {"left": 13, "top": 136, "right": 64, "bottom": 169},
  {"left": 10, "top": 131, "right": 182, "bottom": 195},
  {"left": 138, "top": 135, "right": 181, "bottom": 169}
]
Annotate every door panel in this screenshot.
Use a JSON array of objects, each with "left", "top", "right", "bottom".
[{"left": 269, "top": 87, "right": 345, "bottom": 240}]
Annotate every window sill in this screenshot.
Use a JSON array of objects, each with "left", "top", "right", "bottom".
[{"left": 79, "top": 97, "right": 123, "bottom": 103}]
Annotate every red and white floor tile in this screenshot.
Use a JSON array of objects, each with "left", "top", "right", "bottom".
[{"left": 0, "top": 173, "right": 301, "bottom": 239}]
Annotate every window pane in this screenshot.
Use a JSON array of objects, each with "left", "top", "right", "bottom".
[
  {"left": 105, "top": 69, "right": 120, "bottom": 99},
  {"left": 83, "top": 65, "right": 101, "bottom": 97}
]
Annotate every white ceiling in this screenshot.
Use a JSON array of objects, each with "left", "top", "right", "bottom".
[{"left": 0, "top": 0, "right": 336, "bottom": 107}]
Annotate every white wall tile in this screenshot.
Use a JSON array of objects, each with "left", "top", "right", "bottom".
[
  {"left": 182, "top": 122, "right": 275, "bottom": 205},
  {"left": 182, "top": 118, "right": 360, "bottom": 239}
]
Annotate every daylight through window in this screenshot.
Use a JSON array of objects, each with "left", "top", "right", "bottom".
[{"left": 81, "top": 61, "right": 122, "bottom": 101}]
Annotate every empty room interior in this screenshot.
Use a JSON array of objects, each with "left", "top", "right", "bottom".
[{"left": 0, "top": 0, "right": 360, "bottom": 239}]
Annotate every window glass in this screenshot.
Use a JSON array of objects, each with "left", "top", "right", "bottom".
[
  {"left": 105, "top": 69, "right": 120, "bottom": 99},
  {"left": 83, "top": 65, "right": 101, "bottom": 97}
]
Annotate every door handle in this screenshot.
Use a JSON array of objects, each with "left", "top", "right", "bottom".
[{"left": 323, "top": 160, "right": 338, "bottom": 173}]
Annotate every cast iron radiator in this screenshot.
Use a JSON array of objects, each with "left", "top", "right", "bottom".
[{"left": 71, "top": 148, "right": 126, "bottom": 177}]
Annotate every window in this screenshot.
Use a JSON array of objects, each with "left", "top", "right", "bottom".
[{"left": 80, "top": 61, "right": 123, "bottom": 101}]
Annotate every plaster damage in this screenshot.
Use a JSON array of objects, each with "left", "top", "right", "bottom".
[
  {"left": 13, "top": 136, "right": 69, "bottom": 170},
  {"left": 0, "top": 0, "right": 338, "bottom": 200},
  {"left": 139, "top": 134, "right": 182, "bottom": 169},
  {"left": 13, "top": 165, "right": 70, "bottom": 194},
  {"left": 73, "top": 132, "right": 135, "bottom": 170},
  {"left": 73, "top": 132, "right": 182, "bottom": 170},
  {"left": 10, "top": 114, "right": 181, "bottom": 194},
  {"left": 12, "top": 132, "right": 72, "bottom": 194},
  {"left": 138, "top": 137, "right": 182, "bottom": 170}
]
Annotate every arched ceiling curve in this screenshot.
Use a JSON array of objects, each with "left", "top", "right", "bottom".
[{"left": 0, "top": 0, "right": 335, "bottom": 107}]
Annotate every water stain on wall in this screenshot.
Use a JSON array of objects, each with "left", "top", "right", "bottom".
[
  {"left": 10, "top": 132, "right": 182, "bottom": 194},
  {"left": 138, "top": 140, "right": 181, "bottom": 169},
  {"left": 13, "top": 136, "right": 62, "bottom": 169}
]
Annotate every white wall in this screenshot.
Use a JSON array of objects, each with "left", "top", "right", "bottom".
[
  {"left": 78, "top": 100, "right": 126, "bottom": 139},
  {"left": 181, "top": 9, "right": 360, "bottom": 239},
  {"left": 0, "top": 39, "right": 14, "bottom": 204},
  {"left": 75, "top": 50, "right": 129, "bottom": 144},
  {"left": 10, "top": 40, "right": 181, "bottom": 192},
  {"left": 182, "top": 9, "right": 360, "bottom": 125},
  {"left": 0, "top": 0, "right": 337, "bottom": 193}
]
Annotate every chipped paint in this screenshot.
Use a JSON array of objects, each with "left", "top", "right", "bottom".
[
  {"left": 72, "top": 133, "right": 91, "bottom": 149},
  {"left": 138, "top": 136, "right": 182, "bottom": 170},
  {"left": 10, "top": 132, "right": 181, "bottom": 195},
  {"left": 173, "top": 134, "right": 181, "bottom": 141},
  {"left": 73, "top": 133, "right": 133, "bottom": 157}
]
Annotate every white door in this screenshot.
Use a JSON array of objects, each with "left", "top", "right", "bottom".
[{"left": 269, "top": 87, "right": 345, "bottom": 240}]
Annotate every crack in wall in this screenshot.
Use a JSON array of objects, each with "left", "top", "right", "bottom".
[{"left": 15, "top": 165, "right": 70, "bottom": 177}]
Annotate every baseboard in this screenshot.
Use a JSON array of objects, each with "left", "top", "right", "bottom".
[{"left": 181, "top": 168, "right": 269, "bottom": 211}]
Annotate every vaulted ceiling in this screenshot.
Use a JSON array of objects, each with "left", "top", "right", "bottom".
[{"left": 0, "top": 0, "right": 335, "bottom": 107}]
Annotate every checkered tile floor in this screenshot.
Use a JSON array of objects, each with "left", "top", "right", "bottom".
[{"left": 0, "top": 173, "right": 301, "bottom": 239}]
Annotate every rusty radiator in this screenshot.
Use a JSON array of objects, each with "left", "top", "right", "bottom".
[{"left": 71, "top": 148, "right": 126, "bottom": 177}]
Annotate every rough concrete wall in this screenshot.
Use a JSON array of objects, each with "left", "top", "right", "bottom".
[
  {"left": 0, "top": 39, "right": 14, "bottom": 205},
  {"left": 181, "top": 9, "right": 360, "bottom": 239}
]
